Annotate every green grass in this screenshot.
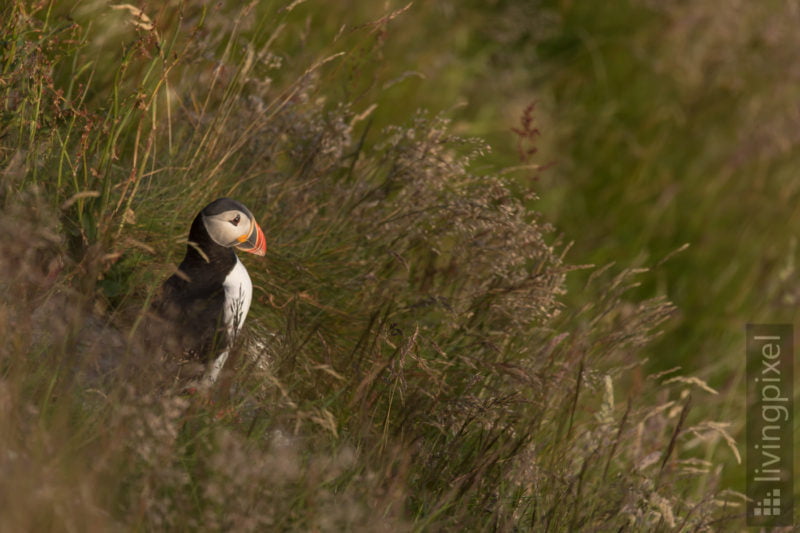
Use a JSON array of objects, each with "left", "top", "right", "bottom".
[{"left": 0, "top": 0, "right": 778, "bottom": 530}]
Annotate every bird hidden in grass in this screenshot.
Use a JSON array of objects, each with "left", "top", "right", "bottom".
[{"left": 152, "top": 198, "right": 266, "bottom": 390}]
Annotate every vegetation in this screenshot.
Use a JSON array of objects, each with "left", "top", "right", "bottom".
[{"left": 4, "top": 0, "right": 792, "bottom": 530}]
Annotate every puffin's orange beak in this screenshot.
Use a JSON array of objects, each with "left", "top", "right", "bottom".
[{"left": 236, "top": 220, "right": 266, "bottom": 256}]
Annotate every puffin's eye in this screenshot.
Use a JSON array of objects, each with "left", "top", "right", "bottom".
[{"left": 231, "top": 214, "right": 241, "bottom": 226}]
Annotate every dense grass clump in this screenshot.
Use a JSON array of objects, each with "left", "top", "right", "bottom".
[{"left": 1, "top": 1, "right": 743, "bottom": 530}]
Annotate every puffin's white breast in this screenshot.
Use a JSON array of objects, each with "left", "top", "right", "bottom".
[{"left": 222, "top": 256, "right": 253, "bottom": 337}]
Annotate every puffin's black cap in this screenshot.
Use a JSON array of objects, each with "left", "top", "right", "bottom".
[{"left": 202, "top": 198, "right": 253, "bottom": 218}]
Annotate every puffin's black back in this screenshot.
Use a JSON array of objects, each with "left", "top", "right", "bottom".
[{"left": 155, "top": 210, "right": 237, "bottom": 361}]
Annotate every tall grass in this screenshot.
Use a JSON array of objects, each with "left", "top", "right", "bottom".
[{"left": 1, "top": 1, "right": 743, "bottom": 530}]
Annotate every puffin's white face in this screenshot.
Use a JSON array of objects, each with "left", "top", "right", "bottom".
[{"left": 202, "top": 207, "right": 267, "bottom": 256}]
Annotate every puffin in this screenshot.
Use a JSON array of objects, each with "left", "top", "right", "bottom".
[{"left": 155, "top": 198, "right": 266, "bottom": 387}]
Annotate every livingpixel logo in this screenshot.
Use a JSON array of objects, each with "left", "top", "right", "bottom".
[{"left": 746, "top": 324, "right": 794, "bottom": 527}]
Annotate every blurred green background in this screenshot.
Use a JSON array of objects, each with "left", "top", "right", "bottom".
[{"left": 287, "top": 0, "right": 800, "bottom": 379}]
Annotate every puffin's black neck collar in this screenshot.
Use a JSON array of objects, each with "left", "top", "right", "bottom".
[{"left": 182, "top": 212, "right": 236, "bottom": 268}]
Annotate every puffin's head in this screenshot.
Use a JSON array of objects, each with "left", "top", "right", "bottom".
[{"left": 200, "top": 198, "right": 267, "bottom": 256}]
